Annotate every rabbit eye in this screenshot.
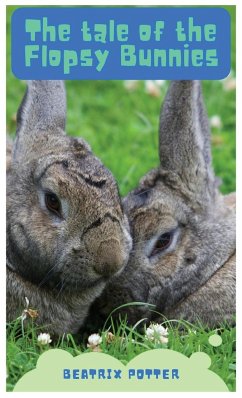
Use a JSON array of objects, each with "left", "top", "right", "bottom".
[
  {"left": 45, "top": 192, "right": 61, "bottom": 216},
  {"left": 150, "top": 232, "right": 173, "bottom": 257}
]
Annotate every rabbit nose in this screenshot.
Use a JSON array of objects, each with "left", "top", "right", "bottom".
[{"left": 94, "top": 240, "right": 125, "bottom": 276}]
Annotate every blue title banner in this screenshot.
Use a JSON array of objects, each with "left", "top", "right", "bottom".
[{"left": 11, "top": 7, "right": 230, "bottom": 80}]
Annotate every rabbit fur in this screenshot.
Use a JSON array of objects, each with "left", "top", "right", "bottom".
[
  {"left": 88, "top": 80, "right": 236, "bottom": 328},
  {"left": 6, "top": 80, "right": 132, "bottom": 335}
]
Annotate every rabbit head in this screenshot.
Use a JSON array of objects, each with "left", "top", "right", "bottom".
[
  {"left": 7, "top": 81, "right": 132, "bottom": 295},
  {"left": 90, "top": 81, "right": 235, "bottom": 327}
]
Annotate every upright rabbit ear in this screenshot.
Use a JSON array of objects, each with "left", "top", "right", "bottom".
[
  {"left": 159, "top": 80, "right": 215, "bottom": 197},
  {"left": 13, "top": 80, "right": 66, "bottom": 163}
]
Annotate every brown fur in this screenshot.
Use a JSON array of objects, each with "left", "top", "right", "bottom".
[
  {"left": 88, "top": 81, "right": 236, "bottom": 329},
  {"left": 6, "top": 81, "right": 132, "bottom": 335}
]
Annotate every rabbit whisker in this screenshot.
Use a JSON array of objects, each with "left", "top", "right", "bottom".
[
  {"left": 38, "top": 263, "right": 60, "bottom": 287},
  {"left": 56, "top": 280, "right": 66, "bottom": 298}
]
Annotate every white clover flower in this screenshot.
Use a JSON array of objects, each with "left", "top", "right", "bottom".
[
  {"left": 146, "top": 327, "right": 155, "bottom": 340},
  {"left": 87, "top": 333, "right": 102, "bottom": 348},
  {"left": 161, "top": 336, "right": 169, "bottom": 344},
  {"left": 145, "top": 323, "right": 169, "bottom": 344},
  {"left": 37, "top": 333, "right": 52, "bottom": 345},
  {"left": 145, "top": 80, "right": 161, "bottom": 97},
  {"left": 210, "top": 115, "right": 222, "bottom": 129}
]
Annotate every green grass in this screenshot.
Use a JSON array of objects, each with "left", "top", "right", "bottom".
[
  {"left": 6, "top": 78, "right": 236, "bottom": 195},
  {"left": 6, "top": 316, "right": 236, "bottom": 392},
  {"left": 6, "top": 5, "right": 236, "bottom": 393},
  {"left": 6, "top": 7, "right": 236, "bottom": 196}
]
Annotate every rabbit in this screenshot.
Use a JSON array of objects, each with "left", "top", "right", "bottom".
[
  {"left": 87, "top": 80, "right": 235, "bottom": 329},
  {"left": 6, "top": 80, "right": 132, "bottom": 336}
]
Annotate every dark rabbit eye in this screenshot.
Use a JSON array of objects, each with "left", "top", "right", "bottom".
[
  {"left": 45, "top": 192, "right": 61, "bottom": 216},
  {"left": 150, "top": 232, "right": 173, "bottom": 257}
]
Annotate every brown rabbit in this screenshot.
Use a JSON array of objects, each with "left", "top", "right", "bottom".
[
  {"left": 88, "top": 80, "right": 235, "bottom": 328},
  {"left": 6, "top": 80, "right": 132, "bottom": 335}
]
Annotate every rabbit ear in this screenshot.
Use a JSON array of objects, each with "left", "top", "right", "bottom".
[
  {"left": 13, "top": 80, "right": 66, "bottom": 162},
  {"left": 159, "top": 80, "right": 214, "bottom": 193}
]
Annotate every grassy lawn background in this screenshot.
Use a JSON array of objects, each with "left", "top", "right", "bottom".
[
  {"left": 7, "top": 6, "right": 236, "bottom": 196},
  {"left": 6, "top": 5, "right": 236, "bottom": 392}
]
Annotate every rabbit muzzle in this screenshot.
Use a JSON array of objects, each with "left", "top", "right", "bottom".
[
  {"left": 82, "top": 216, "right": 131, "bottom": 278},
  {"left": 93, "top": 239, "right": 125, "bottom": 277}
]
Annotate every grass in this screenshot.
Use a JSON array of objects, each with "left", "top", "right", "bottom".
[
  {"left": 6, "top": 78, "right": 236, "bottom": 196},
  {"left": 6, "top": 5, "right": 236, "bottom": 393},
  {"left": 6, "top": 315, "right": 236, "bottom": 392},
  {"left": 6, "top": 7, "right": 236, "bottom": 197}
]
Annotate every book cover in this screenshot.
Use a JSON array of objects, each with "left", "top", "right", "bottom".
[{"left": 4, "top": 1, "right": 237, "bottom": 393}]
